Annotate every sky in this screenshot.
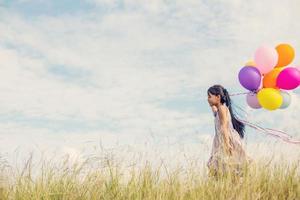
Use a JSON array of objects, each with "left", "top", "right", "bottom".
[{"left": 0, "top": 0, "right": 300, "bottom": 169}]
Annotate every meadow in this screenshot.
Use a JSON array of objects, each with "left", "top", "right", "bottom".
[{"left": 0, "top": 151, "right": 299, "bottom": 200}]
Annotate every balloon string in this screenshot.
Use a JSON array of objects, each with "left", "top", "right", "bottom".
[
  {"left": 238, "top": 118, "right": 300, "bottom": 145},
  {"left": 229, "top": 92, "right": 252, "bottom": 96},
  {"left": 209, "top": 91, "right": 299, "bottom": 144},
  {"left": 199, "top": 91, "right": 250, "bottom": 100}
]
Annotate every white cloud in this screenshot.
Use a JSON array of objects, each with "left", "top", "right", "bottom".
[{"left": 0, "top": 0, "right": 300, "bottom": 167}]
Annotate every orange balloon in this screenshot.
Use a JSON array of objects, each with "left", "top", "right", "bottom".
[
  {"left": 275, "top": 44, "right": 295, "bottom": 67},
  {"left": 263, "top": 68, "right": 283, "bottom": 88}
]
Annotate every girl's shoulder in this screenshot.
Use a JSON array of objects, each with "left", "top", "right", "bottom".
[
  {"left": 218, "top": 104, "right": 228, "bottom": 114},
  {"left": 216, "top": 105, "right": 229, "bottom": 120}
]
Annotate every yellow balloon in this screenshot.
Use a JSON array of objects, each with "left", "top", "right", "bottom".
[
  {"left": 257, "top": 88, "right": 283, "bottom": 110},
  {"left": 245, "top": 60, "right": 256, "bottom": 67}
]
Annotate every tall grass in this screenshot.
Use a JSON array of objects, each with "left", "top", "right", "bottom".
[{"left": 0, "top": 153, "right": 299, "bottom": 200}]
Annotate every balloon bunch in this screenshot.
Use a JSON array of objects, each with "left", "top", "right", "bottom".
[{"left": 238, "top": 44, "right": 300, "bottom": 111}]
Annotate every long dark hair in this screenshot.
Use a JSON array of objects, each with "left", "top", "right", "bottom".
[{"left": 207, "top": 85, "right": 245, "bottom": 139}]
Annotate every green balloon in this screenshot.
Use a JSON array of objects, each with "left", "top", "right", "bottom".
[{"left": 280, "top": 91, "right": 291, "bottom": 109}]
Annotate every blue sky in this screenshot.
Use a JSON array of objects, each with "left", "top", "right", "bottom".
[
  {"left": 1, "top": 0, "right": 95, "bottom": 16},
  {"left": 0, "top": 0, "right": 300, "bottom": 166}
]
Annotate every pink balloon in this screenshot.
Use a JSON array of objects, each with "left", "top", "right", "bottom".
[
  {"left": 254, "top": 46, "right": 278, "bottom": 75},
  {"left": 246, "top": 92, "right": 261, "bottom": 109},
  {"left": 297, "top": 67, "right": 300, "bottom": 83},
  {"left": 277, "top": 67, "right": 300, "bottom": 90}
]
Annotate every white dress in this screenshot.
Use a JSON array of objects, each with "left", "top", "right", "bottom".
[{"left": 207, "top": 106, "right": 252, "bottom": 176}]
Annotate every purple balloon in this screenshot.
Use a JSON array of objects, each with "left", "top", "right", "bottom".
[
  {"left": 238, "top": 66, "right": 262, "bottom": 91},
  {"left": 246, "top": 92, "right": 261, "bottom": 109}
]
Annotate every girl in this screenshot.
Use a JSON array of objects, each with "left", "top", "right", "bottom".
[{"left": 206, "top": 85, "right": 252, "bottom": 178}]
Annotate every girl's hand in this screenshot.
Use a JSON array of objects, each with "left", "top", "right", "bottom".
[{"left": 211, "top": 105, "right": 218, "bottom": 114}]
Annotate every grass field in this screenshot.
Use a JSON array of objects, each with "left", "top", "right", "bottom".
[{"left": 0, "top": 152, "right": 299, "bottom": 200}]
